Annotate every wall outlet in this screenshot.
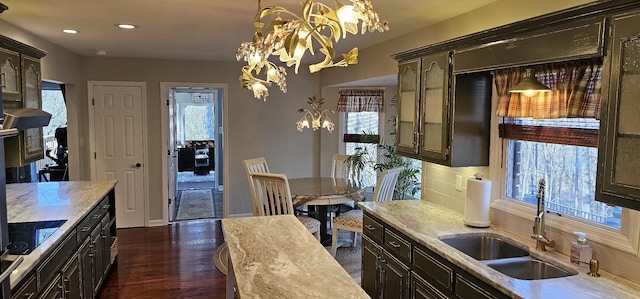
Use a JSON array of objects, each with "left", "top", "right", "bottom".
[{"left": 456, "top": 175, "right": 463, "bottom": 191}]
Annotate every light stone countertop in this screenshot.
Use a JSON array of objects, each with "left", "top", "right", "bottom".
[
  {"left": 359, "top": 200, "right": 640, "bottom": 299},
  {"left": 6, "top": 180, "right": 118, "bottom": 288},
  {"left": 221, "top": 215, "right": 370, "bottom": 299}
]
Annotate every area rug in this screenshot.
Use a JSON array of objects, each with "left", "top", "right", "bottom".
[
  {"left": 213, "top": 241, "right": 362, "bottom": 285},
  {"left": 176, "top": 189, "right": 215, "bottom": 220}
]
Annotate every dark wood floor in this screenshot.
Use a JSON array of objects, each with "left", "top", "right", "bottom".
[{"left": 98, "top": 220, "right": 227, "bottom": 299}]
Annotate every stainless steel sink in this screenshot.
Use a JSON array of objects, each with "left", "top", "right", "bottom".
[
  {"left": 439, "top": 234, "right": 529, "bottom": 260},
  {"left": 485, "top": 257, "right": 578, "bottom": 280}
]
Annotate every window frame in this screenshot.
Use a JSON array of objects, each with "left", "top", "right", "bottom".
[{"left": 489, "top": 87, "right": 640, "bottom": 256}]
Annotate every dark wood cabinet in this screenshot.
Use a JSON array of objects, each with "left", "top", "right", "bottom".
[
  {"left": 395, "top": 52, "right": 491, "bottom": 167},
  {"left": 597, "top": 9, "right": 640, "bottom": 211},
  {"left": 61, "top": 253, "right": 81, "bottom": 299},
  {"left": 382, "top": 251, "right": 411, "bottom": 299},
  {"left": 0, "top": 47, "right": 21, "bottom": 104},
  {"left": 362, "top": 236, "right": 382, "bottom": 298},
  {"left": 11, "top": 190, "right": 117, "bottom": 299},
  {"left": 363, "top": 211, "right": 509, "bottom": 299}
]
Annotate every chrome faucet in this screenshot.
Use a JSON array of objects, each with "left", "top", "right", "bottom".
[{"left": 531, "top": 179, "right": 555, "bottom": 251}]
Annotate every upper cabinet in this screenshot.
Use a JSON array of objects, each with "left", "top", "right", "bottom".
[
  {"left": 0, "top": 48, "right": 21, "bottom": 105},
  {"left": 396, "top": 59, "right": 420, "bottom": 155},
  {"left": 0, "top": 35, "right": 46, "bottom": 167},
  {"left": 396, "top": 52, "right": 491, "bottom": 167},
  {"left": 597, "top": 10, "right": 640, "bottom": 210}
]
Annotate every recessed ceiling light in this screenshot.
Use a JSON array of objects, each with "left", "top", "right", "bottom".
[
  {"left": 116, "top": 24, "right": 137, "bottom": 29},
  {"left": 63, "top": 29, "right": 78, "bottom": 34}
]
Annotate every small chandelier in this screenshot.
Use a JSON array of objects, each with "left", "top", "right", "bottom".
[
  {"left": 236, "top": 0, "right": 389, "bottom": 101},
  {"left": 509, "top": 68, "right": 552, "bottom": 97},
  {"left": 296, "top": 96, "right": 335, "bottom": 133}
]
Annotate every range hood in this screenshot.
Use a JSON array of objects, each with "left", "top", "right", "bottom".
[{"left": 2, "top": 108, "right": 52, "bottom": 130}]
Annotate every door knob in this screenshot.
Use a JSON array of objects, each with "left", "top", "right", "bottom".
[{"left": 133, "top": 163, "right": 142, "bottom": 168}]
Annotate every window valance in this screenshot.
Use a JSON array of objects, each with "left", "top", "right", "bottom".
[{"left": 337, "top": 89, "right": 384, "bottom": 112}]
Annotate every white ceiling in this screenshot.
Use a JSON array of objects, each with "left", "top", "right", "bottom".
[{"left": 0, "top": 0, "right": 496, "bottom": 62}]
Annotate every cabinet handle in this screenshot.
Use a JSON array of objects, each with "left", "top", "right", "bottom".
[
  {"left": 364, "top": 224, "right": 375, "bottom": 231},
  {"left": 0, "top": 72, "right": 5, "bottom": 88},
  {"left": 103, "top": 204, "right": 110, "bottom": 209},
  {"left": 89, "top": 244, "right": 95, "bottom": 257},
  {"left": 23, "top": 292, "right": 35, "bottom": 299},
  {"left": 81, "top": 226, "right": 91, "bottom": 232},
  {"left": 63, "top": 278, "right": 70, "bottom": 295},
  {"left": 93, "top": 214, "right": 101, "bottom": 219},
  {"left": 388, "top": 241, "right": 401, "bottom": 248}
]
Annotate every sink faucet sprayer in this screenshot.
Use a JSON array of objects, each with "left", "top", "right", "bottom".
[{"left": 531, "top": 179, "right": 555, "bottom": 251}]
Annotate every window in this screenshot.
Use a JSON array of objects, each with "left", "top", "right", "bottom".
[
  {"left": 184, "top": 105, "right": 215, "bottom": 140},
  {"left": 345, "top": 111, "right": 378, "bottom": 187},
  {"left": 39, "top": 83, "right": 67, "bottom": 169},
  {"left": 504, "top": 118, "right": 620, "bottom": 229}
]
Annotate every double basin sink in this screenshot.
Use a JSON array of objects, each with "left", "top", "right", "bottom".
[{"left": 439, "top": 234, "right": 577, "bottom": 280}]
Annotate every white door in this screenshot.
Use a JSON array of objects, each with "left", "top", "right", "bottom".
[{"left": 90, "top": 82, "right": 146, "bottom": 228}]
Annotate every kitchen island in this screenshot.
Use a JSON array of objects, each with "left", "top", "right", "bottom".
[
  {"left": 7, "top": 180, "right": 117, "bottom": 298},
  {"left": 222, "top": 214, "right": 369, "bottom": 299},
  {"left": 360, "top": 200, "right": 640, "bottom": 298}
]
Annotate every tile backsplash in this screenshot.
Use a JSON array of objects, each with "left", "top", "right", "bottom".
[{"left": 421, "top": 162, "right": 489, "bottom": 215}]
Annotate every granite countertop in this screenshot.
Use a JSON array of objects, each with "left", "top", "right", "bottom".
[
  {"left": 359, "top": 200, "right": 640, "bottom": 299},
  {"left": 6, "top": 180, "right": 118, "bottom": 288},
  {"left": 222, "top": 215, "right": 369, "bottom": 299}
]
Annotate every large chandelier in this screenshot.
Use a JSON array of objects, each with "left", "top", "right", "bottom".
[
  {"left": 236, "top": 0, "right": 389, "bottom": 100},
  {"left": 296, "top": 96, "right": 335, "bottom": 133}
]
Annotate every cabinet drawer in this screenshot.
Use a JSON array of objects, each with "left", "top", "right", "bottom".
[
  {"left": 36, "top": 230, "right": 77, "bottom": 291},
  {"left": 384, "top": 229, "right": 411, "bottom": 265},
  {"left": 455, "top": 274, "right": 497, "bottom": 299},
  {"left": 363, "top": 214, "right": 384, "bottom": 245},
  {"left": 413, "top": 246, "right": 453, "bottom": 292},
  {"left": 97, "top": 196, "right": 110, "bottom": 219},
  {"left": 11, "top": 274, "right": 36, "bottom": 299},
  {"left": 411, "top": 272, "right": 448, "bottom": 299}
]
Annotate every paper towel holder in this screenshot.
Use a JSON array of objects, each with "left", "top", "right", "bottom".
[{"left": 474, "top": 173, "right": 483, "bottom": 180}]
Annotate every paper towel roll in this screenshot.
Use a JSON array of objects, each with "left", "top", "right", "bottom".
[{"left": 464, "top": 178, "right": 492, "bottom": 227}]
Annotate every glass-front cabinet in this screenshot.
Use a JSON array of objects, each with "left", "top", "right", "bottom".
[
  {"left": 0, "top": 47, "right": 21, "bottom": 105},
  {"left": 419, "top": 52, "right": 450, "bottom": 162},
  {"left": 597, "top": 10, "right": 640, "bottom": 210},
  {"left": 396, "top": 59, "right": 420, "bottom": 155}
]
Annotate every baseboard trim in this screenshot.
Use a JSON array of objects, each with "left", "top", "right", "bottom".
[{"left": 148, "top": 219, "right": 165, "bottom": 227}]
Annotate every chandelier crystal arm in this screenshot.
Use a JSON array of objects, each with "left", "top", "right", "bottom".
[{"left": 237, "top": 0, "right": 389, "bottom": 100}]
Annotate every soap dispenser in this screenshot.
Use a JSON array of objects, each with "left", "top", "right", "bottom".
[{"left": 570, "top": 231, "right": 593, "bottom": 265}]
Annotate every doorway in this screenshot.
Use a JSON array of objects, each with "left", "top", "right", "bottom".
[{"left": 161, "top": 83, "right": 226, "bottom": 224}]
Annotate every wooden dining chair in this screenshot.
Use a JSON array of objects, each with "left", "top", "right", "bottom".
[
  {"left": 242, "top": 157, "right": 270, "bottom": 216},
  {"left": 249, "top": 172, "right": 321, "bottom": 241},
  {"left": 330, "top": 167, "right": 403, "bottom": 257}
]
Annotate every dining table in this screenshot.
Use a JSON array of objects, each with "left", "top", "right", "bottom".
[{"left": 288, "top": 177, "right": 366, "bottom": 245}]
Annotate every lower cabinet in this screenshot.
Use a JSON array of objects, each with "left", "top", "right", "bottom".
[
  {"left": 362, "top": 236, "right": 411, "bottom": 299},
  {"left": 60, "top": 253, "right": 81, "bottom": 299},
  {"left": 11, "top": 190, "right": 117, "bottom": 299},
  {"left": 363, "top": 212, "right": 509, "bottom": 299}
]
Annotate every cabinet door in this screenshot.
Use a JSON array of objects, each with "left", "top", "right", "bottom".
[
  {"left": 21, "top": 55, "right": 41, "bottom": 109},
  {"left": 79, "top": 238, "right": 94, "bottom": 299},
  {"left": 91, "top": 225, "right": 104, "bottom": 295},
  {"left": 397, "top": 59, "right": 421, "bottom": 156},
  {"left": 100, "top": 214, "right": 112, "bottom": 277},
  {"left": 362, "top": 236, "right": 383, "bottom": 299},
  {"left": 382, "top": 251, "right": 411, "bottom": 299},
  {"left": 419, "top": 52, "right": 450, "bottom": 162},
  {"left": 0, "top": 48, "right": 21, "bottom": 104},
  {"left": 11, "top": 274, "right": 37, "bottom": 299},
  {"left": 61, "top": 253, "right": 82, "bottom": 299},
  {"left": 597, "top": 10, "right": 640, "bottom": 210},
  {"left": 37, "top": 276, "right": 62, "bottom": 299}
]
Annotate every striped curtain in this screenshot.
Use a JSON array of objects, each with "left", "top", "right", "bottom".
[
  {"left": 495, "top": 59, "right": 602, "bottom": 119},
  {"left": 337, "top": 89, "right": 384, "bottom": 112}
]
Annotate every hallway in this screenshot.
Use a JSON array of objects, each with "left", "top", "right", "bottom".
[{"left": 174, "top": 172, "right": 222, "bottom": 221}]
